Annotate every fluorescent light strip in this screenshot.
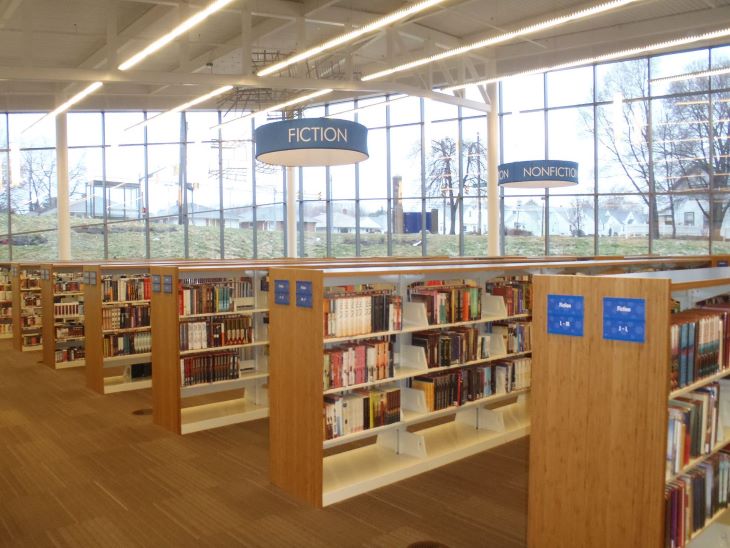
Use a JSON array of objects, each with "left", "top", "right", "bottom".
[
  {"left": 211, "top": 89, "right": 333, "bottom": 130},
  {"left": 118, "top": 0, "right": 235, "bottom": 70},
  {"left": 127, "top": 85, "right": 232, "bottom": 130},
  {"left": 23, "top": 81, "right": 103, "bottom": 132},
  {"left": 651, "top": 66, "right": 730, "bottom": 84},
  {"left": 257, "top": 0, "right": 446, "bottom": 77},
  {"left": 362, "top": 0, "right": 641, "bottom": 82},
  {"left": 442, "top": 27, "right": 730, "bottom": 92}
]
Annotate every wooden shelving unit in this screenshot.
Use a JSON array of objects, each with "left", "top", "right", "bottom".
[
  {"left": 84, "top": 264, "right": 153, "bottom": 394},
  {"left": 269, "top": 263, "right": 536, "bottom": 507},
  {"left": 151, "top": 264, "right": 270, "bottom": 435},
  {"left": 11, "top": 262, "right": 44, "bottom": 352},
  {"left": 0, "top": 263, "right": 12, "bottom": 340},
  {"left": 40, "top": 263, "right": 86, "bottom": 369},
  {"left": 528, "top": 266, "right": 730, "bottom": 548}
]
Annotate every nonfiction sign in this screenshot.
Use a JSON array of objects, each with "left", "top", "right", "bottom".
[
  {"left": 498, "top": 160, "right": 579, "bottom": 188},
  {"left": 254, "top": 117, "right": 369, "bottom": 167}
]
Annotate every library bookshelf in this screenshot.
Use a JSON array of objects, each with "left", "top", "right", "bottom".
[
  {"left": 0, "top": 263, "right": 12, "bottom": 340},
  {"left": 11, "top": 263, "right": 44, "bottom": 352},
  {"left": 84, "top": 264, "right": 153, "bottom": 394},
  {"left": 528, "top": 266, "right": 730, "bottom": 548},
  {"left": 40, "top": 263, "right": 86, "bottom": 369},
  {"left": 269, "top": 263, "right": 537, "bottom": 507},
  {"left": 151, "top": 264, "right": 270, "bottom": 435}
]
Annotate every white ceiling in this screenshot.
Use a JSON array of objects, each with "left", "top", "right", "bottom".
[{"left": 0, "top": 0, "right": 728, "bottom": 112}]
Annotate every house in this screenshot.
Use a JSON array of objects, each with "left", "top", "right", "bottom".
[
  {"left": 314, "top": 211, "right": 382, "bottom": 233},
  {"left": 238, "top": 204, "right": 317, "bottom": 232}
]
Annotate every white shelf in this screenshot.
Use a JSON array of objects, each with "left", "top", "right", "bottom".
[
  {"left": 179, "top": 340, "right": 268, "bottom": 356},
  {"left": 103, "top": 353, "right": 152, "bottom": 368},
  {"left": 180, "top": 307, "right": 268, "bottom": 319},
  {"left": 55, "top": 359, "right": 85, "bottom": 369},
  {"left": 102, "top": 326, "right": 151, "bottom": 334},
  {"left": 322, "top": 402, "right": 529, "bottom": 506},
  {"left": 22, "top": 344, "right": 42, "bottom": 352},
  {"left": 689, "top": 506, "right": 730, "bottom": 543},
  {"left": 55, "top": 315, "right": 83, "bottom": 321},
  {"left": 180, "top": 399, "right": 268, "bottom": 434},
  {"left": 180, "top": 370, "right": 268, "bottom": 398},
  {"left": 20, "top": 288, "right": 41, "bottom": 292},
  {"left": 54, "top": 291, "right": 84, "bottom": 297},
  {"left": 103, "top": 376, "right": 152, "bottom": 394},
  {"left": 0, "top": 333, "right": 11, "bottom": 340},
  {"left": 102, "top": 300, "right": 150, "bottom": 306},
  {"left": 55, "top": 336, "right": 85, "bottom": 343}
]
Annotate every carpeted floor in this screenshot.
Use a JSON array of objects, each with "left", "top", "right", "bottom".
[{"left": 0, "top": 341, "right": 527, "bottom": 547}]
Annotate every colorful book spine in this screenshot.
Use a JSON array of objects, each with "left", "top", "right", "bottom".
[{"left": 324, "top": 387, "right": 401, "bottom": 440}]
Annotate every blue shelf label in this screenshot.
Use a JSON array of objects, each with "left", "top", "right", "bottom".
[
  {"left": 603, "top": 297, "right": 645, "bottom": 343},
  {"left": 296, "top": 293, "right": 313, "bottom": 308},
  {"left": 547, "top": 294, "right": 584, "bottom": 337},
  {"left": 274, "top": 279, "right": 290, "bottom": 306},
  {"left": 274, "top": 280, "right": 289, "bottom": 292},
  {"left": 275, "top": 292, "right": 290, "bottom": 305},
  {"left": 296, "top": 280, "right": 312, "bottom": 296}
]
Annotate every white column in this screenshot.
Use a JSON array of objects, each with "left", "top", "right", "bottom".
[
  {"left": 286, "top": 166, "right": 297, "bottom": 258},
  {"left": 487, "top": 82, "right": 500, "bottom": 257},
  {"left": 56, "top": 113, "right": 71, "bottom": 260}
]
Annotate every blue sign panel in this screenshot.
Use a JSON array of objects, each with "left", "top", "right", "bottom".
[
  {"left": 296, "top": 280, "right": 313, "bottom": 308},
  {"left": 603, "top": 297, "right": 646, "bottom": 343},
  {"left": 547, "top": 294, "right": 584, "bottom": 337},
  {"left": 254, "top": 118, "right": 369, "bottom": 167},
  {"left": 274, "top": 279, "right": 290, "bottom": 306},
  {"left": 498, "top": 160, "right": 579, "bottom": 188}
]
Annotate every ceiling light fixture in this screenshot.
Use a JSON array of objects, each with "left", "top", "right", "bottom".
[
  {"left": 361, "top": 0, "right": 641, "bottom": 82},
  {"left": 441, "top": 27, "right": 730, "bottom": 92},
  {"left": 211, "top": 89, "right": 334, "bottom": 130},
  {"left": 257, "top": 0, "right": 446, "bottom": 77},
  {"left": 126, "top": 85, "right": 232, "bottom": 130},
  {"left": 118, "top": 0, "right": 236, "bottom": 70},
  {"left": 23, "top": 81, "right": 103, "bottom": 132},
  {"left": 651, "top": 65, "right": 730, "bottom": 84}
]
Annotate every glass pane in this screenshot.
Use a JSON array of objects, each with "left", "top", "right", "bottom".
[
  {"left": 0, "top": 113, "right": 7, "bottom": 149},
  {"left": 653, "top": 193, "right": 709, "bottom": 255},
  {"left": 149, "top": 215, "right": 185, "bottom": 258},
  {"left": 185, "top": 111, "right": 219, "bottom": 143},
  {"left": 67, "top": 113, "right": 102, "bottom": 147},
  {"left": 105, "top": 112, "right": 145, "bottom": 146},
  {"left": 186, "top": 140, "right": 220, "bottom": 212},
  {"left": 67, "top": 147, "right": 102, "bottom": 226},
  {"left": 222, "top": 207, "right": 253, "bottom": 259},
  {"left": 425, "top": 121, "right": 460, "bottom": 247},
  {"left": 301, "top": 166, "right": 326, "bottom": 202},
  {"left": 424, "top": 99, "right": 458, "bottom": 122},
  {"left": 107, "top": 219, "right": 148, "bottom": 259},
  {"left": 548, "top": 195, "right": 595, "bottom": 256},
  {"left": 330, "top": 164, "right": 355, "bottom": 200},
  {"left": 303, "top": 106, "right": 325, "bottom": 119},
  {"left": 595, "top": 58, "right": 648, "bottom": 102},
  {"left": 597, "top": 195, "right": 649, "bottom": 255},
  {"left": 500, "top": 73, "right": 544, "bottom": 113},
  {"left": 503, "top": 196, "right": 545, "bottom": 255},
  {"left": 501, "top": 112, "right": 545, "bottom": 196},
  {"left": 547, "top": 66, "right": 593, "bottom": 108},
  {"left": 653, "top": 95, "right": 710, "bottom": 193},
  {"left": 147, "top": 144, "right": 182, "bottom": 217},
  {"left": 256, "top": 163, "right": 283, "bottom": 206},
  {"left": 359, "top": 198, "right": 388, "bottom": 256},
  {"left": 301, "top": 200, "right": 326, "bottom": 258},
  {"left": 712, "top": 90, "right": 730, "bottom": 190},
  {"left": 0, "top": 241, "right": 9, "bottom": 260},
  {"left": 12, "top": 148, "right": 58, "bottom": 233},
  {"left": 9, "top": 229, "right": 57, "bottom": 260},
  {"left": 461, "top": 117, "right": 487, "bottom": 236},
  {"left": 330, "top": 199, "right": 357, "bottom": 257},
  {"left": 463, "top": 198, "right": 488, "bottom": 256},
  {"left": 359, "top": 128, "right": 387, "bottom": 200},
  {"left": 711, "top": 195, "right": 730, "bottom": 254},
  {"left": 187, "top": 221, "right": 222, "bottom": 259},
  {"left": 389, "top": 96, "right": 421, "bottom": 126},
  {"left": 651, "top": 49, "right": 709, "bottom": 96},
  {"left": 9, "top": 113, "right": 55, "bottom": 149},
  {"left": 71, "top": 222, "right": 105, "bottom": 259},
  {"left": 147, "top": 112, "right": 182, "bottom": 144},
  {"left": 426, "top": 195, "right": 459, "bottom": 256},
  {"left": 221, "top": 136, "right": 253, "bottom": 208},
  {"left": 328, "top": 100, "right": 354, "bottom": 121},
  {"left": 256, "top": 202, "right": 285, "bottom": 258},
  {"left": 392, "top": 198, "right": 424, "bottom": 257},
  {"left": 357, "top": 96, "right": 387, "bottom": 128},
  {"left": 105, "top": 145, "right": 145, "bottom": 219},
  {"left": 596, "top": 100, "right": 650, "bottom": 194},
  {"left": 390, "top": 125, "right": 422, "bottom": 198},
  {"left": 548, "top": 107, "right": 595, "bottom": 195}
]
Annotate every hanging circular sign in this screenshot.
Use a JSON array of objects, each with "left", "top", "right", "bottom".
[
  {"left": 254, "top": 117, "right": 369, "bottom": 167},
  {"left": 498, "top": 160, "right": 579, "bottom": 188}
]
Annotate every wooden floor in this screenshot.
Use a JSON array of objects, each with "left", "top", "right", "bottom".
[{"left": 0, "top": 341, "right": 528, "bottom": 547}]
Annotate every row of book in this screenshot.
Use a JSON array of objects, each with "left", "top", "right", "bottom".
[
  {"left": 665, "top": 449, "right": 730, "bottom": 548},
  {"left": 178, "top": 277, "right": 255, "bottom": 315},
  {"left": 102, "top": 305, "right": 150, "bottom": 330},
  {"left": 22, "top": 295, "right": 41, "bottom": 307},
  {"left": 323, "top": 339, "right": 392, "bottom": 390},
  {"left": 54, "top": 280, "right": 81, "bottom": 293},
  {"left": 179, "top": 352, "right": 240, "bottom": 387},
  {"left": 409, "top": 280, "right": 482, "bottom": 324},
  {"left": 21, "top": 315, "right": 41, "bottom": 327},
  {"left": 56, "top": 325, "right": 84, "bottom": 340},
  {"left": 179, "top": 316, "right": 254, "bottom": 351},
  {"left": 19, "top": 278, "right": 40, "bottom": 289},
  {"left": 102, "top": 276, "right": 151, "bottom": 303},
  {"left": 0, "top": 324, "right": 11, "bottom": 335},
  {"left": 408, "top": 358, "right": 531, "bottom": 411},
  {"left": 485, "top": 276, "right": 532, "bottom": 316},
  {"left": 0, "top": 290, "right": 11, "bottom": 300},
  {"left": 489, "top": 322, "right": 532, "bottom": 354},
  {"left": 324, "top": 286, "right": 402, "bottom": 338},
  {"left": 670, "top": 309, "right": 726, "bottom": 390},
  {"left": 103, "top": 332, "right": 151, "bottom": 357},
  {"left": 412, "top": 326, "right": 489, "bottom": 368},
  {"left": 127, "top": 362, "right": 152, "bottom": 381},
  {"left": 22, "top": 334, "right": 41, "bottom": 346},
  {"left": 324, "top": 387, "right": 401, "bottom": 440},
  {"left": 55, "top": 347, "right": 84, "bottom": 363},
  {"left": 54, "top": 301, "right": 82, "bottom": 317},
  {"left": 667, "top": 382, "right": 724, "bottom": 478}
]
